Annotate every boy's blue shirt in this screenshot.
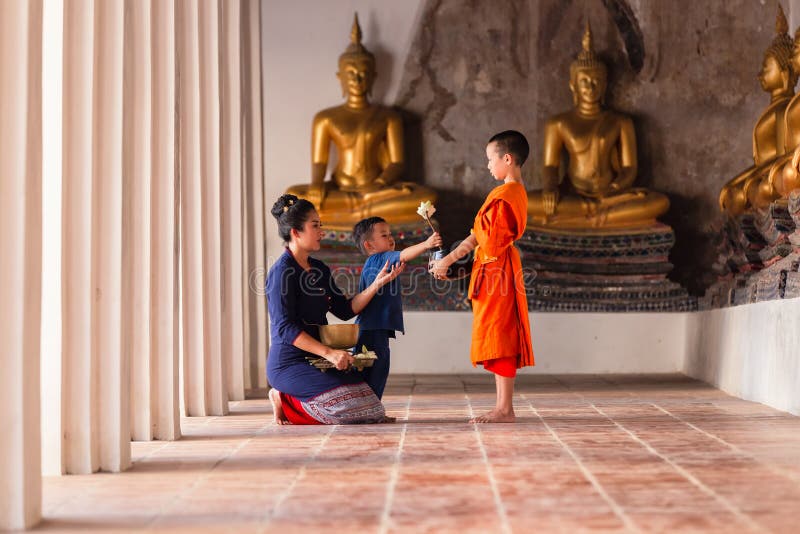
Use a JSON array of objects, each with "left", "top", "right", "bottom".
[{"left": 356, "top": 250, "right": 404, "bottom": 334}]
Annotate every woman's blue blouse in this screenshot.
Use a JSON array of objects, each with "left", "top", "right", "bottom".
[{"left": 266, "top": 250, "right": 362, "bottom": 401}]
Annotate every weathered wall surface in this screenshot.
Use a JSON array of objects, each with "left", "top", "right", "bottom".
[{"left": 397, "top": 0, "right": 782, "bottom": 294}]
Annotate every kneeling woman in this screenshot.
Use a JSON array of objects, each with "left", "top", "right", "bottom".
[{"left": 267, "top": 194, "right": 404, "bottom": 424}]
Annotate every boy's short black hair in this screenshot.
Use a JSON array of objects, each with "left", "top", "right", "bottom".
[
  {"left": 352, "top": 216, "right": 386, "bottom": 255},
  {"left": 488, "top": 130, "right": 529, "bottom": 166}
]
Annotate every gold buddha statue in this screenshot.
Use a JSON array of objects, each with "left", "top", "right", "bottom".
[
  {"left": 719, "top": 6, "right": 796, "bottom": 216},
  {"left": 759, "top": 25, "right": 800, "bottom": 206},
  {"left": 286, "top": 15, "right": 436, "bottom": 231},
  {"left": 527, "top": 23, "right": 669, "bottom": 230}
]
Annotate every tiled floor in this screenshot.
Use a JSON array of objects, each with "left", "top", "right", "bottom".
[{"left": 39, "top": 374, "right": 800, "bottom": 533}]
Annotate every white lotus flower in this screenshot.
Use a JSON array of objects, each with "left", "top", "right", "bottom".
[
  {"left": 355, "top": 345, "right": 377, "bottom": 360},
  {"left": 416, "top": 200, "right": 436, "bottom": 219}
]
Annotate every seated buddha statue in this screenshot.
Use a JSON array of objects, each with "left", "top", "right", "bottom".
[
  {"left": 527, "top": 23, "right": 669, "bottom": 230},
  {"left": 719, "top": 6, "right": 796, "bottom": 216},
  {"left": 286, "top": 15, "right": 436, "bottom": 231}
]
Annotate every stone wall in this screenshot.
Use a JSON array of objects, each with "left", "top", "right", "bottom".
[{"left": 396, "top": 0, "right": 782, "bottom": 294}]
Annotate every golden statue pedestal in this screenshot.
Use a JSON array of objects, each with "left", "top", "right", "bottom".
[{"left": 519, "top": 224, "right": 695, "bottom": 312}]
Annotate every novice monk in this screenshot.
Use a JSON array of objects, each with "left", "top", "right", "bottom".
[
  {"left": 353, "top": 217, "right": 442, "bottom": 398},
  {"left": 430, "top": 130, "right": 534, "bottom": 423}
]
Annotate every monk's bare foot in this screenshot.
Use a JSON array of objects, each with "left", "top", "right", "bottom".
[
  {"left": 469, "top": 409, "right": 515, "bottom": 423},
  {"left": 380, "top": 415, "right": 397, "bottom": 423},
  {"left": 268, "top": 388, "right": 290, "bottom": 425}
]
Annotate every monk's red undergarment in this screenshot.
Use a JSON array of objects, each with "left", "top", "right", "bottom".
[{"left": 482, "top": 356, "right": 517, "bottom": 378}]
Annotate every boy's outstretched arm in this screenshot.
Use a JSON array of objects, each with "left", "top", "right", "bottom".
[{"left": 399, "top": 232, "right": 442, "bottom": 262}]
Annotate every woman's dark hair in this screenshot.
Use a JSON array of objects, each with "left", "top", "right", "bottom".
[{"left": 270, "top": 194, "right": 317, "bottom": 243}]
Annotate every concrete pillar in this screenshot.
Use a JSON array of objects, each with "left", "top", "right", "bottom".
[
  {"left": 150, "top": 0, "right": 180, "bottom": 441},
  {"left": 93, "top": 0, "right": 130, "bottom": 472},
  {"left": 221, "top": 0, "right": 246, "bottom": 401},
  {"left": 123, "top": 0, "right": 154, "bottom": 442},
  {"left": 62, "top": 0, "right": 98, "bottom": 475},
  {"left": 198, "top": 0, "right": 229, "bottom": 416},
  {"left": 242, "top": 0, "right": 268, "bottom": 390},
  {"left": 178, "top": 0, "right": 211, "bottom": 416},
  {"left": 41, "top": 0, "right": 65, "bottom": 476},
  {"left": 0, "top": 0, "right": 43, "bottom": 528}
]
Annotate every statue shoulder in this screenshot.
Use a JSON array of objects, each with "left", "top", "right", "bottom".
[
  {"left": 547, "top": 111, "right": 573, "bottom": 126},
  {"left": 545, "top": 111, "right": 573, "bottom": 133},
  {"left": 371, "top": 104, "right": 402, "bottom": 122},
  {"left": 312, "top": 106, "right": 342, "bottom": 124}
]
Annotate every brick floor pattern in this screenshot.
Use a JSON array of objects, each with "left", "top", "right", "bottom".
[{"left": 38, "top": 374, "right": 800, "bottom": 533}]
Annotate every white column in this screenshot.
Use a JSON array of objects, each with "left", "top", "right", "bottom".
[
  {"left": 0, "top": 0, "right": 43, "bottom": 529},
  {"left": 220, "top": 0, "right": 246, "bottom": 401},
  {"left": 62, "top": 0, "right": 98, "bottom": 474},
  {"left": 150, "top": 0, "right": 180, "bottom": 440},
  {"left": 41, "top": 0, "right": 65, "bottom": 476},
  {"left": 92, "top": 0, "right": 130, "bottom": 472},
  {"left": 242, "top": 0, "right": 268, "bottom": 390},
  {"left": 198, "top": 0, "right": 228, "bottom": 416},
  {"left": 178, "top": 0, "right": 209, "bottom": 416},
  {"left": 123, "top": 0, "right": 154, "bottom": 442}
]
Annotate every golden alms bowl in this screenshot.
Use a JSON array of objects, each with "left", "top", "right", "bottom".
[{"left": 318, "top": 323, "right": 359, "bottom": 349}]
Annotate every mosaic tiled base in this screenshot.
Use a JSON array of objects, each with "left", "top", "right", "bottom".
[
  {"left": 519, "top": 224, "right": 696, "bottom": 312},
  {"left": 790, "top": 189, "right": 800, "bottom": 226},
  {"left": 316, "top": 221, "right": 470, "bottom": 311},
  {"left": 755, "top": 200, "right": 796, "bottom": 263},
  {"left": 702, "top": 251, "right": 800, "bottom": 308},
  {"left": 702, "top": 196, "right": 800, "bottom": 308}
]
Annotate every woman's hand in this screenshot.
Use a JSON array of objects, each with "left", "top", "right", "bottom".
[
  {"left": 371, "top": 260, "right": 405, "bottom": 290},
  {"left": 429, "top": 256, "right": 453, "bottom": 280},
  {"left": 323, "top": 348, "right": 355, "bottom": 371}
]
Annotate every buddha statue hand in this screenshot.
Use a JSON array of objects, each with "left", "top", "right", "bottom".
[
  {"left": 581, "top": 196, "right": 600, "bottom": 217},
  {"left": 542, "top": 190, "right": 558, "bottom": 216}
]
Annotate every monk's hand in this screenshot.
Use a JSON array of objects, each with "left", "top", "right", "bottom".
[
  {"left": 429, "top": 256, "right": 452, "bottom": 280},
  {"left": 324, "top": 348, "right": 355, "bottom": 371},
  {"left": 542, "top": 190, "right": 558, "bottom": 216},
  {"left": 426, "top": 232, "right": 443, "bottom": 249},
  {"left": 372, "top": 260, "right": 405, "bottom": 289}
]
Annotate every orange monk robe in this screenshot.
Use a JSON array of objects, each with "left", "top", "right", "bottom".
[{"left": 468, "top": 182, "right": 534, "bottom": 369}]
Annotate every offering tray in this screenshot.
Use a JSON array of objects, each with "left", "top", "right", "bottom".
[{"left": 305, "top": 346, "right": 378, "bottom": 372}]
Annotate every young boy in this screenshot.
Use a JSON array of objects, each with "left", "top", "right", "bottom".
[
  {"left": 353, "top": 218, "right": 442, "bottom": 399},
  {"left": 430, "top": 130, "right": 534, "bottom": 423}
]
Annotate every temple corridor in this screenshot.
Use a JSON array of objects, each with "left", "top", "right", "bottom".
[{"left": 38, "top": 374, "right": 800, "bottom": 533}]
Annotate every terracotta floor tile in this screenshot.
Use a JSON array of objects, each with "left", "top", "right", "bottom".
[{"left": 38, "top": 374, "right": 800, "bottom": 533}]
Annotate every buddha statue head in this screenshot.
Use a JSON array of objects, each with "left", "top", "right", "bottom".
[
  {"left": 337, "top": 14, "right": 376, "bottom": 101},
  {"left": 759, "top": 5, "right": 795, "bottom": 96},
  {"left": 569, "top": 22, "right": 607, "bottom": 107}
]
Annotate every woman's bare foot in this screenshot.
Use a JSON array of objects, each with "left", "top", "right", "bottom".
[
  {"left": 469, "top": 409, "right": 515, "bottom": 423},
  {"left": 268, "top": 388, "right": 290, "bottom": 425}
]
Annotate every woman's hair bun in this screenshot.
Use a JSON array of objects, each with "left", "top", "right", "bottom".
[{"left": 271, "top": 194, "right": 299, "bottom": 221}]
